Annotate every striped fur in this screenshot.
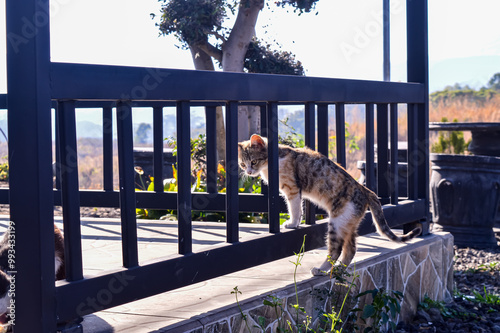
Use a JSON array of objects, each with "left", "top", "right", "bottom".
[{"left": 238, "top": 134, "right": 421, "bottom": 276}]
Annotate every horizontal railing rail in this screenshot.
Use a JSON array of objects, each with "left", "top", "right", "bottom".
[{"left": 50, "top": 63, "right": 426, "bottom": 103}]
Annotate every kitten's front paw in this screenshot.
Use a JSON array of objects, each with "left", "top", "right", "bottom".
[
  {"left": 311, "top": 267, "right": 328, "bottom": 276},
  {"left": 282, "top": 220, "right": 299, "bottom": 229}
]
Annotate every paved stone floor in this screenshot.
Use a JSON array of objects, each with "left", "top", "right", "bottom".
[{"left": 0, "top": 216, "right": 427, "bottom": 333}]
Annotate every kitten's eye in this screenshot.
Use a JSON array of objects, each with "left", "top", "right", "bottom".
[
  {"left": 251, "top": 160, "right": 257, "bottom": 166},
  {"left": 240, "top": 162, "right": 246, "bottom": 168}
]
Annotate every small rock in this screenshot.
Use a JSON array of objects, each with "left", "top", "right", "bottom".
[
  {"left": 415, "top": 310, "right": 431, "bottom": 323},
  {"left": 427, "top": 307, "right": 443, "bottom": 323}
]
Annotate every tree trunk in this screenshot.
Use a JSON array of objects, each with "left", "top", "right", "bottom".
[
  {"left": 221, "top": 1, "right": 263, "bottom": 72},
  {"left": 237, "top": 105, "right": 260, "bottom": 141},
  {"left": 222, "top": 1, "right": 264, "bottom": 140},
  {"left": 189, "top": 45, "right": 226, "bottom": 162}
]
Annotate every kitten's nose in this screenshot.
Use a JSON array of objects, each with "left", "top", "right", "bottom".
[{"left": 246, "top": 169, "right": 253, "bottom": 175}]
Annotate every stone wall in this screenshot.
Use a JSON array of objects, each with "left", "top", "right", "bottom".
[{"left": 169, "top": 232, "right": 454, "bottom": 333}]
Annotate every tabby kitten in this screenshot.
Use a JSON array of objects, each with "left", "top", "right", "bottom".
[{"left": 238, "top": 134, "right": 421, "bottom": 276}]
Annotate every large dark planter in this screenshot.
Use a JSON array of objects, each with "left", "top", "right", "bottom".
[{"left": 430, "top": 153, "right": 500, "bottom": 247}]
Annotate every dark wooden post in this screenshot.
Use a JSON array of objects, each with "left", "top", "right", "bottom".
[
  {"left": 407, "top": 0, "right": 430, "bottom": 234},
  {"left": 6, "top": 0, "right": 56, "bottom": 331}
]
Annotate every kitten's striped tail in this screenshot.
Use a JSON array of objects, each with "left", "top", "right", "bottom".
[{"left": 367, "top": 192, "right": 421, "bottom": 242}]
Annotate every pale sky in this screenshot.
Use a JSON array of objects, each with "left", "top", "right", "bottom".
[{"left": 1, "top": 0, "right": 500, "bottom": 93}]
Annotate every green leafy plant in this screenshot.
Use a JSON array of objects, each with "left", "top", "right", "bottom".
[
  {"left": 477, "top": 262, "right": 500, "bottom": 272},
  {"left": 356, "top": 288, "right": 403, "bottom": 333},
  {"left": 231, "top": 286, "right": 253, "bottom": 333},
  {"left": 419, "top": 295, "right": 458, "bottom": 319},
  {"left": 288, "top": 235, "right": 308, "bottom": 331},
  {"left": 278, "top": 117, "right": 305, "bottom": 148},
  {"left": 134, "top": 166, "right": 150, "bottom": 190},
  {"left": 233, "top": 236, "right": 406, "bottom": 333},
  {"left": 423, "top": 291, "right": 485, "bottom": 321},
  {"left": 329, "top": 123, "right": 360, "bottom": 157},
  {"left": 263, "top": 295, "right": 286, "bottom": 332},
  {"left": 0, "top": 161, "right": 8, "bottom": 181},
  {"left": 266, "top": 237, "right": 359, "bottom": 333},
  {"left": 319, "top": 262, "right": 360, "bottom": 333},
  {"left": 431, "top": 117, "right": 471, "bottom": 154},
  {"left": 464, "top": 261, "right": 500, "bottom": 274},
  {"left": 472, "top": 286, "right": 500, "bottom": 306}
]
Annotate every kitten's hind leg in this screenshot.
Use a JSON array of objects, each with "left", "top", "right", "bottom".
[
  {"left": 282, "top": 193, "right": 302, "bottom": 229},
  {"left": 311, "top": 223, "right": 343, "bottom": 276},
  {"left": 339, "top": 231, "right": 357, "bottom": 267}
]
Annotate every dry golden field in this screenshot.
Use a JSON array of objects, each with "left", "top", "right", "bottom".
[{"left": 428, "top": 94, "right": 500, "bottom": 147}]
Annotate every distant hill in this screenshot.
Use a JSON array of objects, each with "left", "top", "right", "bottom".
[
  {"left": 77, "top": 121, "right": 103, "bottom": 139},
  {"left": 429, "top": 55, "right": 500, "bottom": 92}
]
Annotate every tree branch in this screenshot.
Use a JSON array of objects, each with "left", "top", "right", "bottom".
[
  {"left": 222, "top": 0, "right": 264, "bottom": 72},
  {"left": 195, "top": 41, "right": 223, "bottom": 63},
  {"left": 209, "top": 30, "right": 227, "bottom": 44}
]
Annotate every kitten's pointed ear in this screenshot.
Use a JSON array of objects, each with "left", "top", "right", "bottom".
[{"left": 250, "top": 134, "right": 266, "bottom": 148}]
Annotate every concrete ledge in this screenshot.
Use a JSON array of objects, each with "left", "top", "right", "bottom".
[
  {"left": 0, "top": 217, "right": 452, "bottom": 332},
  {"left": 79, "top": 229, "right": 453, "bottom": 333}
]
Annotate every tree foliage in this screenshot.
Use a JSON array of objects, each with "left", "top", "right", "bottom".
[
  {"left": 244, "top": 38, "right": 304, "bottom": 75},
  {"left": 274, "top": 0, "right": 319, "bottom": 14},
  {"left": 488, "top": 73, "right": 500, "bottom": 90},
  {"left": 134, "top": 123, "right": 152, "bottom": 144},
  {"left": 430, "top": 73, "right": 500, "bottom": 105},
  {"left": 157, "top": 0, "right": 230, "bottom": 47},
  {"left": 155, "top": 0, "right": 316, "bottom": 75}
]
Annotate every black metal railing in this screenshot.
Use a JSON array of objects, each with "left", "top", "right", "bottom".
[
  {"left": 0, "top": 69, "right": 430, "bottom": 328},
  {"left": 3, "top": 0, "right": 429, "bottom": 331}
]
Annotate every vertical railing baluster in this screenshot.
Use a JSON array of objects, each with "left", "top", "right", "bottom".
[
  {"left": 377, "top": 104, "right": 390, "bottom": 203},
  {"left": 153, "top": 106, "right": 164, "bottom": 192},
  {"left": 407, "top": 103, "right": 418, "bottom": 200},
  {"left": 365, "top": 103, "right": 376, "bottom": 191},
  {"left": 304, "top": 102, "right": 316, "bottom": 150},
  {"left": 226, "top": 101, "right": 239, "bottom": 242},
  {"left": 259, "top": 105, "right": 268, "bottom": 196},
  {"left": 260, "top": 104, "right": 268, "bottom": 137},
  {"left": 317, "top": 103, "right": 329, "bottom": 157},
  {"left": 304, "top": 102, "right": 316, "bottom": 225},
  {"left": 54, "top": 106, "right": 62, "bottom": 190},
  {"left": 116, "top": 101, "right": 139, "bottom": 267},
  {"left": 57, "top": 100, "right": 84, "bottom": 281},
  {"left": 390, "top": 103, "right": 399, "bottom": 204},
  {"left": 176, "top": 101, "right": 193, "bottom": 253},
  {"left": 267, "top": 102, "right": 280, "bottom": 233},
  {"left": 103, "top": 106, "right": 114, "bottom": 191},
  {"left": 205, "top": 106, "right": 218, "bottom": 194},
  {"left": 335, "top": 103, "right": 346, "bottom": 168}
]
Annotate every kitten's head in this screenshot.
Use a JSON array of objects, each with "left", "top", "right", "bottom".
[{"left": 237, "top": 134, "right": 268, "bottom": 177}]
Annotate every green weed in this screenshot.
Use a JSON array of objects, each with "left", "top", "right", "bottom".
[
  {"left": 355, "top": 288, "right": 403, "bottom": 333},
  {"left": 231, "top": 235, "right": 407, "bottom": 333},
  {"left": 419, "top": 295, "right": 458, "bottom": 319},
  {"left": 231, "top": 286, "right": 253, "bottom": 333},
  {"left": 471, "top": 286, "right": 500, "bottom": 306},
  {"left": 477, "top": 262, "right": 500, "bottom": 272}
]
